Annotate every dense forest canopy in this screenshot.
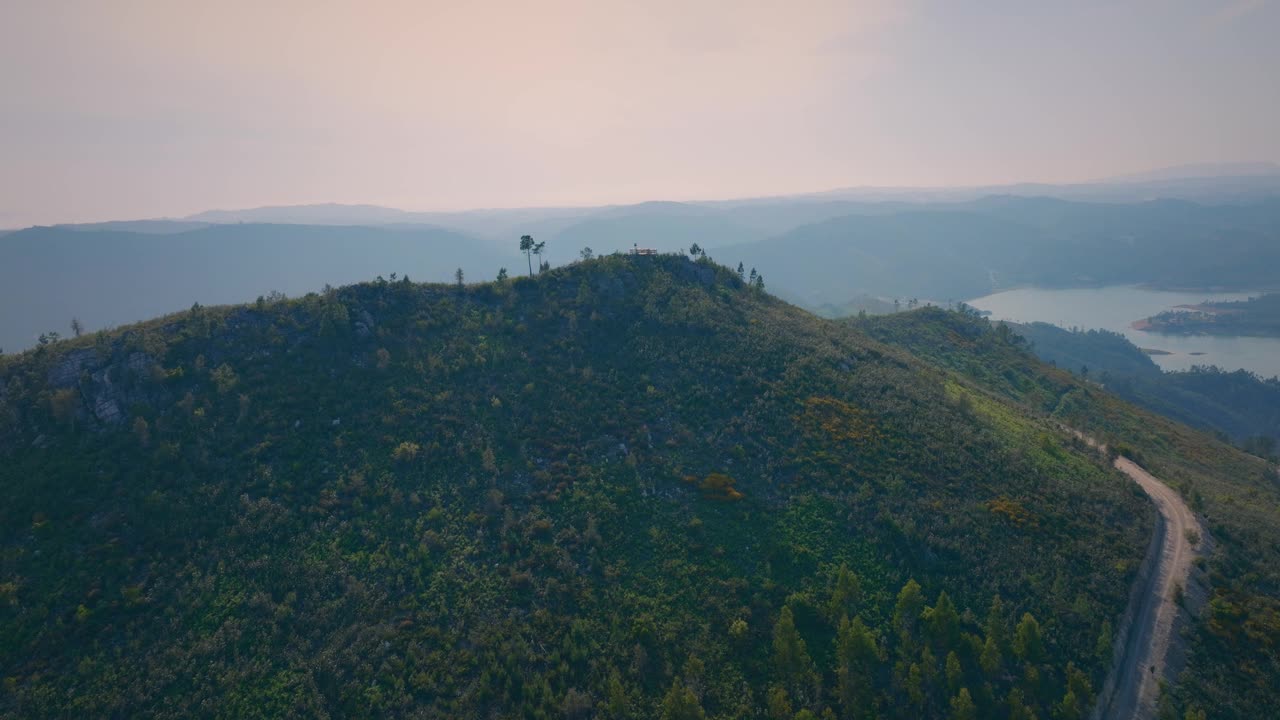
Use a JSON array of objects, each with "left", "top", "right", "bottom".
[{"left": 0, "top": 256, "right": 1161, "bottom": 718}]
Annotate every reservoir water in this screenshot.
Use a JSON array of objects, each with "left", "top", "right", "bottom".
[{"left": 968, "top": 286, "right": 1280, "bottom": 379}]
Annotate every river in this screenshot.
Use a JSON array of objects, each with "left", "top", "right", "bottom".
[{"left": 968, "top": 286, "right": 1280, "bottom": 379}]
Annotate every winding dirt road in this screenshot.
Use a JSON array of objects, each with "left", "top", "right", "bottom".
[{"left": 1094, "top": 453, "right": 1203, "bottom": 720}]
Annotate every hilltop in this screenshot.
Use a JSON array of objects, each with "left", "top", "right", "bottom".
[{"left": 0, "top": 256, "right": 1158, "bottom": 718}]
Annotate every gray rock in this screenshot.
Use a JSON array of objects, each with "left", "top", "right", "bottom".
[
  {"left": 126, "top": 352, "right": 154, "bottom": 375},
  {"left": 47, "top": 349, "right": 97, "bottom": 388},
  {"left": 92, "top": 395, "right": 123, "bottom": 424},
  {"left": 355, "top": 310, "right": 376, "bottom": 338}
]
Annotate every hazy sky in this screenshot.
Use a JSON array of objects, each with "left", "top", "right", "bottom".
[{"left": 3, "top": 0, "right": 1278, "bottom": 226}]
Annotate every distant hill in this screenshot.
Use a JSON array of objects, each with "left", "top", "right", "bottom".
[
  {"left": 51, "top": 220, "right": 214, "bottom": 234},
  {"left": 181, "top": 203, "right": 599, "bottom": 244},
  {"left": 718, "top": 209, "right": 1050, "bottom": 304},
  {"left": 0, "top": 223, "right": 502, "bottom": 352},
  {"left": 1006, "top": 321, "right": 1280, "bottom": 447},
  {"left": 1138, "top": 292, "right": 1280, "bottom": 338},
  {"left": 186, "top": 203, "right": 423, "bottom": 225},
  {"left": 1009, "top": 323, "right": 1160, "bottom": 378},
  {"left": 719, "top": 197, "right": 1280, "bottom": 306},
  {"left": 546, "top": 203, "right": 768, "bottom": 262},
  {"left": 1098, "top": 162, "right": 1280, "bottom": 184}
]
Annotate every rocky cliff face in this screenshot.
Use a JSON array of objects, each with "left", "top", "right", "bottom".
[{"left": 0, "top": 337, "right": 171, "bottom": 453}]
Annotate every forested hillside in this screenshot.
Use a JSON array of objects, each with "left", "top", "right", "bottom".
[
  {"left": 0, "top": 256, "right": 1151, "bottom": 718},
  {"left": 858, "top": 308, "right": 1280, "bottom": 719},
  {"left": 1008, "top": 322, "right": 1280, "bottom": 450}
]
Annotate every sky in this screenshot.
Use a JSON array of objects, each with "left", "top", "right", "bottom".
[{"left": 2, "top": 0, "right": 1278, "bottom": 226}]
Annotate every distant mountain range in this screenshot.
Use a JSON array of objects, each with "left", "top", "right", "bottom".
[
  {"left": 0, "top": 224, "right": 502, "bottom": 353},
  {"left": 4, "top": 168, "right": 1280, "bottom": 352},
  {"left": 1095, "top": 161, "right": 1280, "bottom": 183}
]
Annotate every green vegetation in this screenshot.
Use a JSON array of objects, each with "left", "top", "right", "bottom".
[
  {"left": 0, "top": 256, "right": 1151, "bottom": 718},
  {"left": 1140, "top": 292, "right": 1280, "bottom": 338},
  {"left": 1008, "top": 322, "right": 1280, "bottom": 454},
  {"left": 1011, "top": 324, "right": 1158, "bottom": 378},
  {"left": 858, "top": 307, "right": 1280, "bottom": 719}
]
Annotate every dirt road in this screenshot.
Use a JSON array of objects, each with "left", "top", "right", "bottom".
[{"left": 1095, "top": 454, "right": 1203, "bottom": 720}]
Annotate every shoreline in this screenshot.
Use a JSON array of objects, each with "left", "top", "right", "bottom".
[{"left": 968, "top": 282, "right": 1272, "bottom": 304}]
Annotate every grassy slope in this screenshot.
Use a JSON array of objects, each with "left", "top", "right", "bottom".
[
  {"left": 858, "top": 307, "right": 1280, "bottom": 719},
  {"left": 1, "top": 257, "right": 1148, "bottom": 718}
]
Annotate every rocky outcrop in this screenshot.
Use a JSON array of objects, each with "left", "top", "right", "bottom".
[{"left": 44, "top": 346, "right": 164, "bottom": 428}]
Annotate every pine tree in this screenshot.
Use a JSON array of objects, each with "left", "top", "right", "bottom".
[
  {"left": 766, "top": 686, "right": 792, "bottom": 720},
  {"left": 906, "top": 663, "right": 925, "bottom": 708},
  {"left": 980, "top": 635, "right": 1003, "bottom": 679},
  {"left": 606, "top": 669, "right": 629, "bottom": 718},
  {"left": 660, "top": 678, "right": 704, "bottom": 720},
  {"left": 949, "top": 688, "right": 977, "bottom": 720},
  {"left": 1095, "top": 620, "right": 1113, "bottom": 660},
  {"left": 835, "top": 616, "right": 880, "bottom": 719},
  {"left": 1013, "top": 613, "right": 1043, "bottom": 663},
  {"left": 773, "top": 606, "right": 816, "bottom": 703},
  {"left": 893, "top": 579, "right": 925, "bottom": 652},
  {"left": 1055, "top": 690, "right": 1082, "bottom": 720},
  {"left": 945, "top": 651, "right": 963, "bottom": 693},
  {"left": 1007, "top": 688, "right": 1036, "bottom": 720},
  {"left": 520, "top": 235, "right": 535, "bottom": 276},
  {"left": 926, "top": 591, "right": 960, "bottom": 649},
  {"left": 827, "top": 564, "right": 862, "bottom": 622},
  {"left": 985, "top": 596, "right": 1008, "bottom": 653}
]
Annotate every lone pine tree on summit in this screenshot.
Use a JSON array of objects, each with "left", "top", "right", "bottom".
[{"left": 520, "top": 234, "right": 536, "bottom": 276}]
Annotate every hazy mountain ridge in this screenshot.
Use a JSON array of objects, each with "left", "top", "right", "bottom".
[
  {"left": 6, "top": 177, "right": 1280, "bottom": 353},
  {"left": 0, "top": 223, "right": 502, "bottom": 353}
]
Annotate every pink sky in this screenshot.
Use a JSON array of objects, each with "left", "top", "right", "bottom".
[{"left": 2, "top": 0, "right": 1278, "bottom": 226}]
